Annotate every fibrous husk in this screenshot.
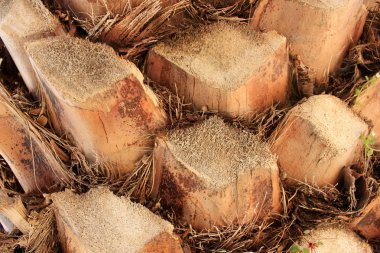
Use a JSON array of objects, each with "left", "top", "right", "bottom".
[
  {"left": 0, "top": 157, "right": 21, "bottom": 192},
  {"left": 341, "top": 166, "right": 371, "bottom": 211},
  {"left": 291, "top": 54, "right": 316, "bottom": 99},
  {"left": 0, "top": 232, "right": 20, "bottom": 253},
  {"left": 25, "top": 207, "right": 59, "bottom": 253},
  {"left": 186, "top": 0, "right": 256, "bottom": 23},
  {"left": 0, "top": 190, "right": 30, "bottom": 234},
  {"left": 73, "top": 0, "right": 190, "bottom": 62}
]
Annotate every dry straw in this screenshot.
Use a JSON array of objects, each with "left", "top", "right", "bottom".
[
  {"left": 25, "top": 207, "right": 59, "bottom": 253},
  {"left": 74, "top": 0, "right": 190, "bottom": 62}
]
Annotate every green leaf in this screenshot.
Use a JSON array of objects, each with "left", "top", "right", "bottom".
[
  {"left": 365, "top": 76, "right": 369, "bottom": 81},
  {"left": 367, "top": 148, "right": 374, "bottom": 157},
  {"left": 290, "top": 244, "right": 300, "bottom": 253},
  {"left": 355, "top": 88, "right": 361, "bottom": 96},
  {"left": 368, "top": 132, "right": 375, "bottom": 145},
  {"left": 302, "top": 248, "right": 310, "bottom": 253}
]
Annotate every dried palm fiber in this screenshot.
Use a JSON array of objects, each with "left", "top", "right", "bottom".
[
  {"left": 25, "top": 207, "right": 60, "bottom": 253},
  {"left": 59, "top": 0, "right": 189, "bottom": 61},
  {"left": 0, "top": 84, "right": 69, "bottom": 193},
  {"left": 0, "top": 156, "right": 20, "bottom": 192},
  {"left": 0, "top": 190, "right": 30, "bottom": 234},
  {"left": 186, "top": 0, "right": 256, "bottom": 23},
  {"left": 0, "top": 232, "right": 19, "bottom": 253}
]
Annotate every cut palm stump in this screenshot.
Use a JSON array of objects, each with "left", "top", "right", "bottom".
[
  {"left": 0, "top": 191, "right": 30, "bottom": 234},
  {"left": 353, "top": 76, "right": 380, "bottom": 147},
  {"left": 0, "top": 93, "right": 67, "bottom": 193},
  {"left": 252, "top": 0, "right": 367, "bottom": 82},
  {"left": 147, "top": 22, "right": 289, "bottom": 117},
  {"left": 26, "top": 37, "right": 167, "bottom": 174},
  {"left": 271, "top": 95, "right": 368, "bottom": 186},
  {"left": 296, "top": 226, "right": 373, "bottom": 253},
  {"left": 0, "top": 0, "right": 64, "bottom": 95},
  {"left": 352, "top": 194, "right": 380, "bottom": 239},
  {"left": 50, "top": 188, "right": 183, "bottom": 253},
  {"left": 152, "top": 117, "right": 281, "bottom": 230}
]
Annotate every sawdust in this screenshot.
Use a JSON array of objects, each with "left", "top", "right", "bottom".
[
  {"left": 50, "top": 188, "right": 174, "bottom": 253},
  {"left": 26, "top": 36, "right": 143, "bottom": 105},
  {"left": 0, "top": 0, "right": 57, "bottom": 37},
  {"left": 299, "top": 226, "right": 373, "bottom": 253},
  {"left": 168, "top": 116, "right": 277, "bottom": 189},
  {"left": 154, "top": 22, "right": 285, "bottom": 91},
  {"left": 290, "top": 95, "right": 367, "bottom": 153}
]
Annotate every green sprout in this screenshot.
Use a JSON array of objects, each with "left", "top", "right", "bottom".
[
  {"left": 360, "top": 131, "right": 376, "bottom": 159},
  {"left": 289, "top": 242, "right": 323, "bottom": 253},
  {"left": 289, "top": 231, "right": 323, "bottom": 253},
  {"left": 355, "top": 73, "right": 379, "bottom": 105}
]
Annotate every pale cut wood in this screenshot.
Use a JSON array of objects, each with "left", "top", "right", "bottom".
[
  {"left": 0, "top": 91, "right": 67, "bottom": 194},
  {"left": 0, "top": 191, "right": 30, "bottom": 234},
  {"left": 152, "top": 117, "right": 281, "bottom": 230},
  {"left": 26, "top": 37, "right": 167, "bottom": 174},
  {"left": 147, "top": 22, "right": 289, "bottom": 117},
  {"left": 0, "top": 0, "right": 64, "bottom": 95},
  {"left": 271, "top": 95, "right": 368, "bottom": 186},
  {"left": 50, "top": 188, "right": 183, "bottom": 253},
  {"left": 351, "top": 194, "right": 380, "bottom": 239},
  {"left": 0, "top": 214, "right": 15, "bottom": 233},
  {"left": 252, "top": 0, "right": 367, "bottom": 82}
]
